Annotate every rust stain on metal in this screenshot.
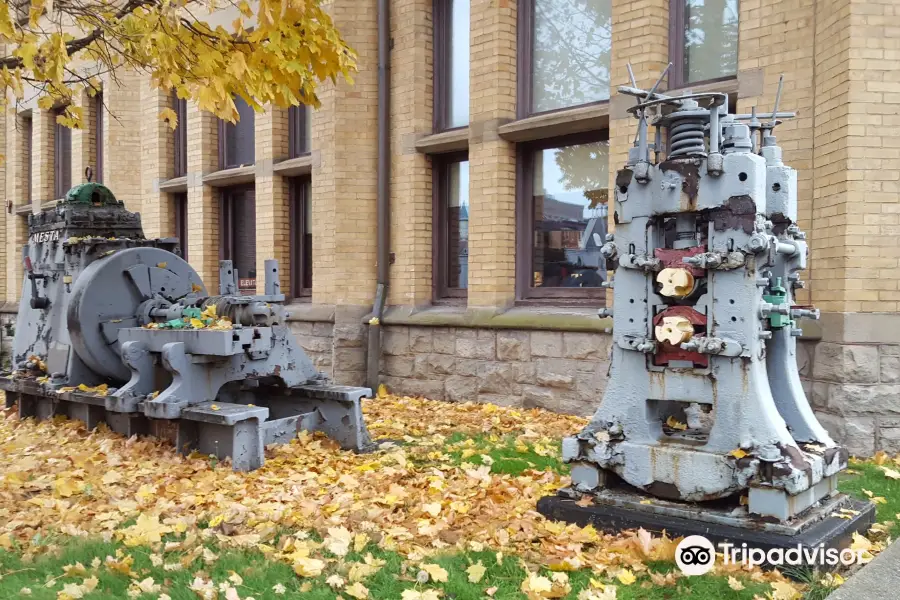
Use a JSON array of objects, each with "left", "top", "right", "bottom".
[
  {"left": 711, "top": 195, "right": 757, "bottom": 234},
  {"left": 660, "top": 158, "right": 702, "bottom": 210}
]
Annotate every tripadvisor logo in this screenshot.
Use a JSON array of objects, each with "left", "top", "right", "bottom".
[{"left": 675, "top": 535, "right": 872, "bottom": 576}]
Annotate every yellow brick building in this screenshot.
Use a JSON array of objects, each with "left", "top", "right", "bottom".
[{"left": 1, "top": 0, "right": 899, "bottom": 454}]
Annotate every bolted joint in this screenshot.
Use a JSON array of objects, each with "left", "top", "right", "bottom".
[
  {"left": 747, "top": 233, "right": 770, "bottom": 254},
  {"left": 598, "top": 308, "right": 613, "bottom": 318},
  {"left": 600, "top": 241, "right": 618, "bottom": 260},
  {"left": 601, "top": 279, "right": 614, "bottom": 289},
  {"left": 790, "top": 307, "right": 820, "bottom": 320},
  {"left": 707, "top": 152, "right": 724, "bottom": 176},
  {"left": 790, "top": 328, "right": 803, "bottom": 337}
]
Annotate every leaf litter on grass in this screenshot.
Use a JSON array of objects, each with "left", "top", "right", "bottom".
[{"left": 1, "top": 393, "right": 886, "bottom": 598}]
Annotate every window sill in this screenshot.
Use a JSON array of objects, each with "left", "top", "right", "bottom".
[
  {"left": 273, "top": 155, "right": 312, "bottom": 177},
  {"left": 203, "top": 165, "right": 255, "bottom": 188},
  {"left": 415, "top": 128, "right": 469, "bottom": 154},
  {"left": 284, "top": 302, "right": 336, "bottom": 323},
  {"left": 380, "top": 304, "right": 611, "bottom": 333},
  {"left": 14, "top": 204, "right": 32, "bottom": 216},
  {"left": 159, "top": 176, "right": 187, "bottom": 193},
  {"left": 498, "top": 103, "right": 610, "bottom": 143}
]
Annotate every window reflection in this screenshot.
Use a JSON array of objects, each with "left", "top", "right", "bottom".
[
  {"left": 532, "top": 0, "right": 612, "bottom": 113},
  {"left": 683, "top": 0, "right": 739, "bottom": 83},
  {"left": 447, "top": 160, "right": 469, "bottom": 289},
  {"left": 531, "top": 141, "right": 609, "bottom": 289},
  {"left": 448, "top": 0, "right": 470, "bottom": 128}
]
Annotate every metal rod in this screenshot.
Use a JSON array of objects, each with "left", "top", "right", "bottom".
[
  {"left": 769, "top": 74, "right": 785, "bottom": 128},
  {"left": 626, "top": 63, "right": 637, "bottom": 88},
  {"left": 645, "top": 62, "right": 672, "bottom": 100}
]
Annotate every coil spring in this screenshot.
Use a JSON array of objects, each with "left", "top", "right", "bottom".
[{"left": 668, "top": 112, "right": 706, "bottom": 158}]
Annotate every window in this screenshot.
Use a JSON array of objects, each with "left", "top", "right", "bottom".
[
  {"left": 289, "top": 178, "right": 313, "bottom": 298},
  {"left": 434, "top": 0, "right": 469, "bottom": 130},
  {"left": 218, "top": 97, "right": 255, "bottom": 170},
  {"left": 433, "top": 154, "right": 469, "bottom": 299},
  {"left": 220, "top": 186, "right": 257, "bottom": 294},
  {"left": 520, "top": 0, "right": 612, "bottom": 116},
  {"left": 288, "top": 105, "right": 312, "bottom": 157},
  {"left": 670, "top": 0, "right": 739, "bottom": 88},
  {"left": 95, "top": 93, "right": 104, "bottom": 183},
  {"left": 173, "top": 192, "right": 188, "bottom": 260},
  {"left": 54, "top": 113, "right": 72, "bottom": 199},
  {"left": 173, "top": 94, "right": 187, "bottom": 177},
  {"left": 517, "top": 134, "right": 609, "bottom": 302}
]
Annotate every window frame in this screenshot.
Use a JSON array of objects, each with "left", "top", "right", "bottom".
[
  {"left": 24, "top": 115, "right": 33, "bottom": 204},
  {"left": 173, "top": 192, "right": 188, "bottom": 261},
  {"left": 668, "top": 0, "right": 740, "bottom": 90},
  {"left": 95, "top": 93, "right": 104, "bottom": 183},
  {"left": 53, "top": 112, "right": 72, "bottom": 199},
  {"left": 288, "top": 105, "right": 311, "bottom": 158},
  {"left": 515, "top": 130, "right": 610, "bottom": 305},
  {"left": 433, "top": 0, "right": 469, "bottom": 132},
  {"left": 219, "top": 185, "right": 258, "bottom": 295},
  {"left": 173, "top": 94, "right": 188, "bottom": 177},
  {"left": 289, "top": 177, "right": 313, "bottom": 299},
  {"left": 517, "top": 0, "right": 612, "bottom": 120},
  {"left": 432, "top": 151, "right": 469, "bottom": 301},
  {"left": 217, "top": 98, "right": 256, "bottom": 170}
]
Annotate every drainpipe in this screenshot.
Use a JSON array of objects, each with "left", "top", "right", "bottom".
[{"left": 366, "top": 0, "right": 391, "bottom": 391}]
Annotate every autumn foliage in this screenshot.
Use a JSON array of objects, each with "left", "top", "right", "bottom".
[{"left": 0, "top": 0, "right": 356, "bottom": 128}]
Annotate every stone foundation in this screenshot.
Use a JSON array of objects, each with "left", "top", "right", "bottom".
[{"left": 380, "top": 326, "right": 609, "bottom": 416}]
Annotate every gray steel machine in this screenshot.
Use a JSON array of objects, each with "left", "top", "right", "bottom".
[
  {"left": 539, "top": 72, "right": 874, "bottom": 549},
  {"left": 0, "top": 181, "right": 374, "bottom": 470}
]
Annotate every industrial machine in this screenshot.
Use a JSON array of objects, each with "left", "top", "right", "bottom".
[
  {"left": 0, "top": 180, "right": 374, "bottom": 470},
  {"left": 539, "top": 71, "right": 874, "bottom": 549}
]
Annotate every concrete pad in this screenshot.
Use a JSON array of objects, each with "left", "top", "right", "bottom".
[{"left": 827, "top": 540, "right": 900, "bottom": 600}]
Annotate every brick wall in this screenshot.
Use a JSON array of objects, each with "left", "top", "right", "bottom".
[{"left": 141, "top": 84, "right": 176, "bottom": 240}]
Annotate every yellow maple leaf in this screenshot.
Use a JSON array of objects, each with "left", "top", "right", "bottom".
[
  {"left": 421, "top": 563, "right": 449, "bottom": 583},
  {"left": 344, "top": 581, "right": 370, "bottom": 599},
  {"left": 616, "top": 569, "right": 636, "bottom": 586},
  {"left": 729, "top": 448, "right": 748, "bottom": 459},
  {"left": 54, "top": 477, "right": 83, "bottom": 498},
  {"left": 882, "top": 466, "right": 900, "bottom": 479},
  {"left": 665, "top": 416, "right": 687, "bottom": 431},
  {"left": 873, "top": 450, "right": 888, "bottom": 465},
  {"left": 727, "top": 576, "right": 745, "bottom": 591},
  {"left": 293, "top": 557, "right": 325, "bottom": 577},
  {"left": 467, "top": 561, "right": 486, "bottom": 583},
  {"left": 770, "top": 580, "right": 802, "bottom": 600},
  {"left": 121, "top": 513, "right": 172, "bottom": 546}
]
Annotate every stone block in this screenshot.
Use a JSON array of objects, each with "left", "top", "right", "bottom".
[
  {"left": 445, "top": 375, "right": 477, "bottom": 403},
  {"left": 456, "top": 359, "right": 480, "bottom": 377},
  {"left": 382, "top": 328, "right": 409, "bottom": 356},
  {"left": 811, "top": 381, "right": 829, "bottom": 408},
  {"left": 313, "top": 322, "right": 334, "bottom": 337},
  {"left": 334, "top": 348, "right": 366, "bottom": 372},
  {"left": 457, "top": 329, "right": 495, "bottom": 360},
  {"left": 511, "top": 362, "right": 535, "bottom": 384},
  {"left": 290, "top": 322, "right": 314, "bottom": 335},
  {"left": 409, "top": 327, "right": 434, "bottom": 354},
  {"left": 575, "top": 363, "right": 607, "bottom": 404},
  {"left": 382, "top": 376, "right": 445, "bottom": 401},
  {"left": 881, "top": 355, "right": 900, "bottom": 383},
  {"left": 535, "top": 359, "right": 576, "bottom": 389},
  {"left": 827, "top": 384, "right": 900, "bottom": 415},
  {"left": 563, "top": 332, "right": 607, "bottom": 360},
  {"left": 477, "top": 393, "right": 522, "bottom": 408},
  {"left": 531, "top": 331, "right": 563, "bottom": 358},
  {"left": 333, "top": 323, "right": 365, "bottom": 348},
  {"left": 298, "top": 336, "right": 332, "bottom": 354},
  {"left": 559, "top": 394, "right": 596, "bottom": 417},
  {"left": 879, "top": 345, "right": 900, "bottom": 356},
  {"left": 426, "top": 353, "right": 456, "bottom": 376},
  {"left": 477, "top": 362, "right": 516, "bottom": 394},
  {"left": 523, "top": 385, "right": 559, "bottom": 412},
  {"left": 433, "top": 328, "right": 456, "bottom": 354},
  {"left": 383, "top": 355, "right": 414, "bottom": 378},
  {"left": 878, "top": 427, "right": 900, "bottom": 454},
  {"left": 815, "top": 412, "right": 875, "bottom": 457},
  {"left": 812, "top": 343, "right": 879, "bottom": 384},
  {"left": 497, "top": 331, "right": 530, "bottom": 361}
]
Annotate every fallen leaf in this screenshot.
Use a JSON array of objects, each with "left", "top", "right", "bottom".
[
  {"left": 665, "top": 416, "right": 687, "bottom": 431},
  {"left": 421, "top": 563, "right": 449, "bottom": 583},
  {"left": 729, "top": 448, "right": 748, "bottom": 459},
  {"left": 272, "top": 583, "right": 286, "bottom": 595},
  {"left": 881, "top": 466, "right": 900, "bottom": 479},
  {"left": 616, "top": 569, "right": 636, "bottom": 586},
  {"left": 728, "top": 576, "right": 745, "bottom": 591},
  {"left": 293, "top": 557, "right": 325, "bottom": 577},
  {"left": 344, "top": 582, "right": 370, "bottom": 599},
  {"left": 467, "top": 561, "right": 486, "bottom": 583}
]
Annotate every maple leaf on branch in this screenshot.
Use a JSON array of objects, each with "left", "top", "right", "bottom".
[{"left": 0, "top": 0, "right": 357, "bottom": 127}]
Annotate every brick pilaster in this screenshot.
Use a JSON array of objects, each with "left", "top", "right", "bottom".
[
  {"left": 466, "top": 0, "right": 517, "bottom": 308},
  {"left": 31, "top": 109, "right": 55, "bottom": 208},
  {"left": 70, "top": 88, "right": 96, "bottom": 187},
  {"left": 389, "top": 0, "right": 433, "bottom": 307},
  {"left": 186, "top": 103, "right": 220, "bottom": 290},
  {"left": 141, "top": 85, "right": 176, "bottom": 240},
  {"left": 5, "top": 112, "right": 30, "bottom": 302},
  {"left": 102, "top": 72, "right": 142, "bottom": 212},
  {"left": 255, "top": 107, "right": 291, "bottom": 295}
]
